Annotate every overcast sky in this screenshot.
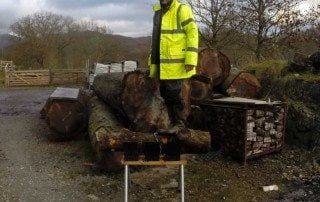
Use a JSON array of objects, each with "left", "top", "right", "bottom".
[{"left": 0, "top": 0, "right": 318, "bottom": 37}]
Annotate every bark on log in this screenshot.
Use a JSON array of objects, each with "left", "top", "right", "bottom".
[
  {"left": 227, "top": 73, "right": 261, "bottom": 98},
  {"left": 121, "top": 71, "right": 170, "bottom": 132},
  {"left": 88, "top": 97, "right": 210, "bottom": 157},
  {"left": 190, "top": 49, "right": 231, "bottom": 102},
  {"left": 219, "top": 68, "right": 261, "bottom": 98},
  {"left": 93, "top": 71, "right": 191, "bottom": 132},
  {"left": 92, "top": 72, "right": 127, "bottom": 119},
  {"left": 41, "top": 88, "right": 89, "bottom": 139},
  {"left": 197, "top": 48, "right": 231, "bottom": 87}
]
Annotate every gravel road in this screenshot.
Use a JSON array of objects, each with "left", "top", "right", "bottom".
[
  {"left": 0, "top": 89, "right": 180, "bottom": 202},
  {"left": 0, "top": 89, "right": 123, "bottom": 201}
]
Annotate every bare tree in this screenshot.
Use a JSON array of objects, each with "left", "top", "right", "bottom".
[
  {"left": 7, "top": 11, "right": 146, "bottom": 70},
  {"left": 305, "top": 4, "right": 320, "bottom": 46},
  {"left": 10, "top": 12, "right": 76, "bottom": 68},
  {"left": 187, "top": 0, "right": 243, "bottom": 49},
  {"left": 9, "top": 12, "right": 115, "bottom": 69},
  {"left": 238, "top": 0, "right": 305, "bottom": 60}
]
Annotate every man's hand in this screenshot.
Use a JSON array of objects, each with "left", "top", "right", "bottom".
[{"left": 185, "top": 65, "right": 195, "bottom": 72}]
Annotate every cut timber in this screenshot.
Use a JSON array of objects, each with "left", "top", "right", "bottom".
[
  {"left": 190, "top": 49, "right": 231, "bottom": 102},
  {"left": 201, "top": 97, "right": 286, "bottom": 163},
  {"left": 219, "top": 68, "right": 261, "bottom": 98},
  {"left": 41, "top": 87, "right": 89, "bottom": 139},
  {"left": 88, "top": 97, "right": 210, "bottom": 158},
  {"left": 122, "top": 71, "right": 170, "bottom": 132},
  {"left": 88, "top": 96, "right": 123, "bottom": 171},
  {"left": 93, "top": 71, "right": 191, "bottom": 132},
  {"left": 197, "top": 48, "right": 231, "bottom": 87}
]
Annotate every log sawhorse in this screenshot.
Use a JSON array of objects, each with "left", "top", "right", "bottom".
[{"left": 122, "top": 159, "right": 187, "bottom": 202}]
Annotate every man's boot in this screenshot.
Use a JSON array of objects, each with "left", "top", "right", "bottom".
[
  {"left": 170, "top": 105, "right": 186, "bottom": 132},
  {"left": 157, "top": 105, "right": 186, "bottom": 135}
]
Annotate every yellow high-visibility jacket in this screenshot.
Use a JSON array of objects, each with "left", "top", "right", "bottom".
[{"left": 149, "top": 0, "right": 199, "bottom": 80}]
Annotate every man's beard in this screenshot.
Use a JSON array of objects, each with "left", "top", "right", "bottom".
[{"left": 161, "top": 0, "right": 172, "bottom": 9}]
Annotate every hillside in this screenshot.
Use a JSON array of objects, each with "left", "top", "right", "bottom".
[{"left": 1, "top": 31, "right": 151, "bottom": 69}]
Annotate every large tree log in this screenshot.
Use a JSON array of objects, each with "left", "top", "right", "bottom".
[
  {"left": 92, "top": 72, "right": 127, "bottom": 120},
  {"left": 190, "top": 49, "right": 231, "bottom": 102},
  {"left": 88, "top": 97, "right": 210, "bottom": 159},
  {"left": 93, "top": 71, "right": 192, "bottom": 132},
  {"left": 196, "top": 48, "right": 231, "bottom": 87},
  {"left": 226, "top": 73, "right": 261, "bottom": 98},
  {"left": 121, "top": 71, "right": 170, "bottom": 132},
  {"left": 218, "top": 68, "right": 261, "bottom": 98},
  {"left": 41, "top": 88, "right": 90, "bottom": 139}
]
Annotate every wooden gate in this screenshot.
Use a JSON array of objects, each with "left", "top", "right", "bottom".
[{"left": 5, "top": 69, "right": 50, "bottom": 87}]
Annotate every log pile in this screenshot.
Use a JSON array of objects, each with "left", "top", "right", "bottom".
[
  {"left": 41, "top": 70, "right": 210, "bottom": 170},
  {"left": 190, "top": 49, "right": 261, "bottom": 103},
  {"left": 201, "top": 98, "right": 286, "bottom": 163},
  {"left": 40, "top": 49, "right": 267, "bottom": 167},
  {"left": 88, "top": 96, "right": 210, "bottom": 154},
  {"left": 204, "top": 106, "right": 246, "bottom": 159},
  {"left": 245, "top": 107, "right": 285, "bottom": 157},
  {"left": 89, "top": 71, "right": 210, "bottom": 169}
]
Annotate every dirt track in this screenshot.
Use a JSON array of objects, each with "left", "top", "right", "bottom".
[
  {"left": 0, "top": 89, "right": 319, "bottom": 202},
  {"left": 0, "top": 89, "right": 122, "bottom": 201}
]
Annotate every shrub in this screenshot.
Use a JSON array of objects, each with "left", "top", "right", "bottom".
[{"left": 245, "top": 60, "right": 288, "bottom": 80}]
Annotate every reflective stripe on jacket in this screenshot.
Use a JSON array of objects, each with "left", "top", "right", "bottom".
[{"left": 148, "top": 0, "right": 199, "bottom": 80}]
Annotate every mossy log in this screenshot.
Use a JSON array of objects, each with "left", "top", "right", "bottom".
[
  {"left": 88, "top": 97, "right": 211, "bottom": 156},
  {"left": 92, "top": 72, "right": 126, "bottom": 118}
]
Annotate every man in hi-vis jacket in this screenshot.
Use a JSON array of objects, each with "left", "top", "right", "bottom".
[{"left": 149, "top": 0, "right": 199, "bottom": 132}]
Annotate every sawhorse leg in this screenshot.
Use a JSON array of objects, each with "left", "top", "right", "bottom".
[
  {"left": 124, "top": 165, "right": 129, "bottom": 202},
  {"left": 180, "top": 165, "right": 185, "bottom": 202}
]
